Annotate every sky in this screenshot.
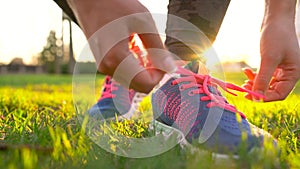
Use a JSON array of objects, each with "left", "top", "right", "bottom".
[{"left": 0, "top": 0, "right": 271, "bottom": 68}]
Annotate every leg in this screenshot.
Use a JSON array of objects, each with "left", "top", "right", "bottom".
[
  {"left": 165, "top": 0, "right": 231, "bottom": 61},
  {"left": 52, "top": 0, "right": 78, "bottom": 25}
]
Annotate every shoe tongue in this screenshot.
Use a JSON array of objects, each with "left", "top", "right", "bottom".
[
  {"left": 184, "top": 61, "right": 199, "bottom": 73},
  {"left": 184, "top": 61, "right": 210, "bottom": 75},
  {"left": 154, "top": 62, "right": 210, "bottom": 91}
]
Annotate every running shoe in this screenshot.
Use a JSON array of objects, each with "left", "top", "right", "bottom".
[
  {"left": 151, "top": 66, "right": 276, "bottom": 154},
  {"left": 89, "top": 76, "right": 145, "bottom": 120}
]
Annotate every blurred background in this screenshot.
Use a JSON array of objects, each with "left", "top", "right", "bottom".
[{"left": 0, "top": 0, "right": 299, "bottom": 74}]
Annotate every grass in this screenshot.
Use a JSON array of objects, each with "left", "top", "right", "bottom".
[
  {"left": 0, "top": 73, "right": 299, "bottom": 169},
  {"left": 0, "top": 74, "right": 73, "bottom": 86}
]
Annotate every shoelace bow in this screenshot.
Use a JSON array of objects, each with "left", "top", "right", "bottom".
[{"left": 171, "top": 67, "right": 265, "bottom": 119}]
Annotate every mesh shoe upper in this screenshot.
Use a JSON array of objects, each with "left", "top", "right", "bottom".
[{"left": 152, "top": 67, "right": 276, "bottom": 154}]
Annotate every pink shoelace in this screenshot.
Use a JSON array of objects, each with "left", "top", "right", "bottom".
[
  {"left": 99, "top": 76, "right": 136, "bottom": 101},
  {"left": 171, "top": 67, "right": 265, "bottom": 119},
  {"left": 99, "top": 76, "right": 118, "bottom": 100}
]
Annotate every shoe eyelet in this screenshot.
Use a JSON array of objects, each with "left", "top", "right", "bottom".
[
  {"left": 188, "top": 90, "right": 194, "bottom": 96},
  {"left": 179, "top": 86, "right": 185, "bottom": 91}
]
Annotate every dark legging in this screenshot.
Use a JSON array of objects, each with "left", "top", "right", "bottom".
[{"left": 165, "top": 0, "right": 230, "bottom": 61}]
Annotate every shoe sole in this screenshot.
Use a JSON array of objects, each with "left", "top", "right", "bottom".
[{"left": 151, "top": 120, "right": 239, "bottom": 161}]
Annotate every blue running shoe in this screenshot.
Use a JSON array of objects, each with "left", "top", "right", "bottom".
[
  {"left": 89, "top": 76, "right": 145, "bottom": 120},
  {"left": 152, "top": 67, "right": 276, "bottom": 154}
]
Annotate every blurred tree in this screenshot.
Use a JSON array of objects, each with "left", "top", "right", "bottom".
[
  {"left": 38, "top": 30, "right": 63, "bottom": 73},
  {"left": 63, "top": 12, "right": 75, "bottom": 74},
  {"left": 38, "top": 12, "right": 75, "bottom": 74}
]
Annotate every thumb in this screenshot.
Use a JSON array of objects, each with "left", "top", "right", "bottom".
[{"left": 253, "top": 59, "right": 277, "bottom": 95}]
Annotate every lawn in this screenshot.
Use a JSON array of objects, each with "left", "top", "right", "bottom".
[{"left": 0, "top": 73, "right": 299, "bottom": 169}]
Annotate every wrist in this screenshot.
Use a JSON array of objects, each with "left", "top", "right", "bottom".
[{"left": 263, "top": 0, "right": 296, "bottom": 26}]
